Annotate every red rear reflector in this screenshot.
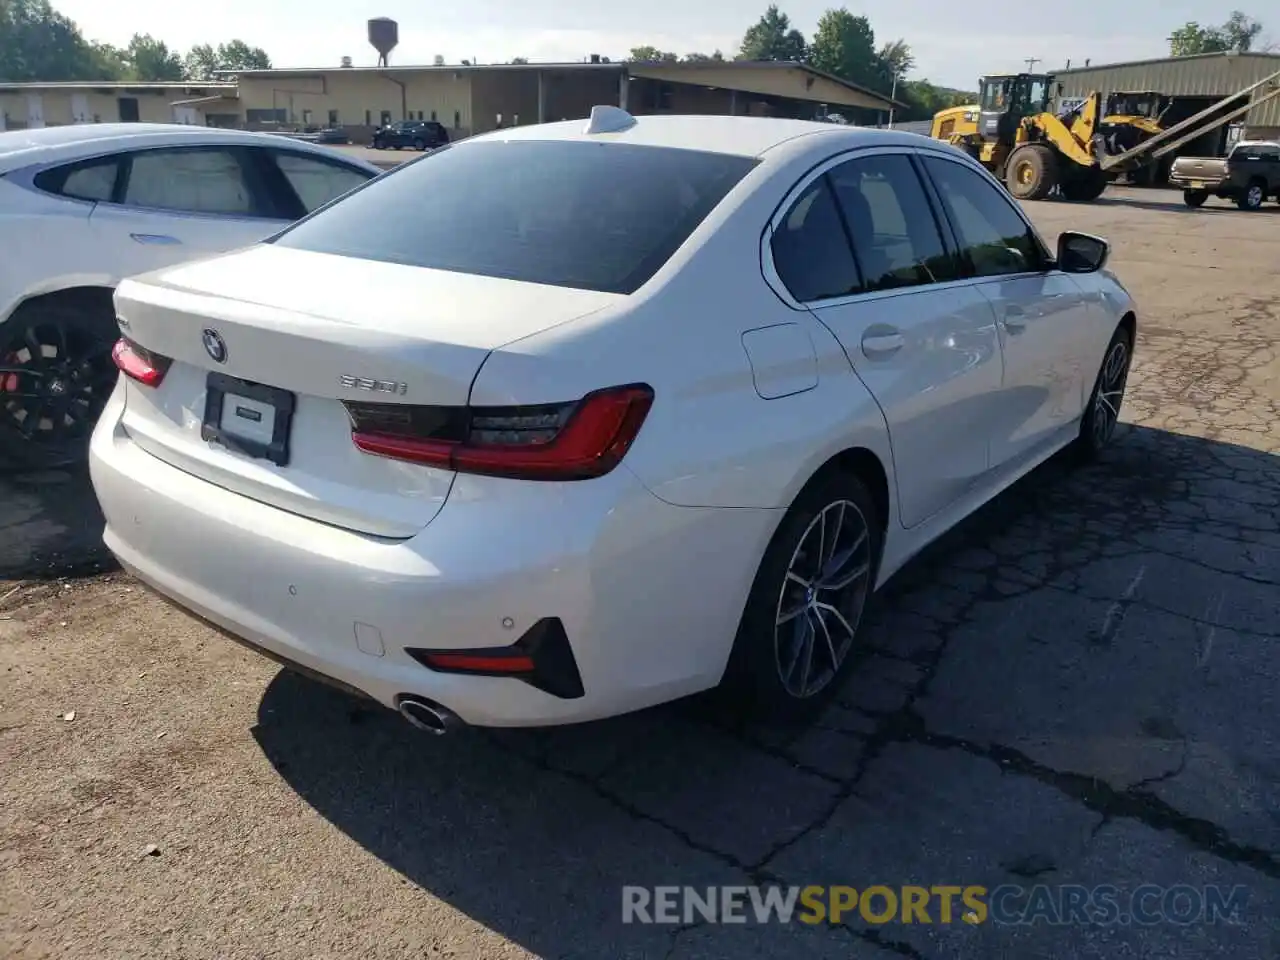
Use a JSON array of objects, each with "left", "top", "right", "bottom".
[
  {"left": 421, "top": 652, "right": 537, "bottom": 673},
  {"left": 349, "top": 383, "right": 654, "bottom": 481},
  {"left": 112, "top": 337, "right": 171, "bottom": 387}
]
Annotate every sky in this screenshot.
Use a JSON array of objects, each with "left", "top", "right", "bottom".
[{"left": 53, "top": 0, "right": 1272, "bottom": 91}]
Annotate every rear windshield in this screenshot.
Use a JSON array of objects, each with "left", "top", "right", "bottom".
[{"left": 270, "top": 139, "right": 758, "bottom": 294}]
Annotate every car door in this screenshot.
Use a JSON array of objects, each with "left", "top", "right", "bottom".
[
  {"left": 919, "top": 153, "right": 1095, "bottom": 468},
  {"left": 87, "top": 144, "right": 292, "bottom": 278},
  {"left": 767, "top": 148, "right": 1004, "bottom": 529}
]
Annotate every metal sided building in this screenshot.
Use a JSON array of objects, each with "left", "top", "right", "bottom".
[{"left": 1056, "top": 52, "right": 1280, "bottom": 156}]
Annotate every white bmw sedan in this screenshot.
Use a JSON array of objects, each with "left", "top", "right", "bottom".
[{"left": 90, "top": 108, "right": 1138, "bottom": 732}]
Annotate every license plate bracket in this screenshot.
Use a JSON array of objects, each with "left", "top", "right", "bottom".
[{"left": 201, "top": 371, "right": 295, "bottom": 467}]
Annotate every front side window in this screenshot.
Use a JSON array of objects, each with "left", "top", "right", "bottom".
[
  {"left": 770, "top": 177, "right": 861, "bottom": 303},
  {"left": 272, "top": 140, "right": 757, "bottom": 295},
  {"left": 921, "top": 156, "right": 1047, "bottom": 278},
  {"left": 121, "top": 147, "right": 263, "bottom": 217},
  {"left": 827, "top": 153, "right": 957, "bottom": 292},
  {"left": 272, "top": 151, "right": 373, "bottom": 214}
]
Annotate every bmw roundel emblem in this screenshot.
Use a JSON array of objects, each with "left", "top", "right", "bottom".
[{"left": 202, "top": 328, "right": 227, "bottom": 364}]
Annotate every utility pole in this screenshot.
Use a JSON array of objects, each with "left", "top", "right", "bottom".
[
  {"left": 1024, "top": 57, "right": 1042, "bottom": 72},
  {"left": 888, "top": 69, "right": 899, "bottom": 128}
]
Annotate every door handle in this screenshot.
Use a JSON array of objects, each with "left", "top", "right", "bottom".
[
  {"left": 1001, "top": 306, "right": 1027, "bottom": 332},
  {"left": 130, "top": 233, "right": 182, "bottom": 245},
  {"left": 861, "top": 331, "right": 904, "bottom": 357}
]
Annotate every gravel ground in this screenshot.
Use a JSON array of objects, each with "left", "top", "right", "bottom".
[{"left": 1, "top": 187, "right": 1278, "bottom": 959}]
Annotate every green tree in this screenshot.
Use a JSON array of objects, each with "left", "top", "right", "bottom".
[
  {"left": 184, "top": 39, "right": 271, "bottom": 79},
  {"left": 684, "top": 50, "right": 726, "bottom": 62},
  {"left": 216, "top": 39, "right": 270, "bottom": 71},
  {"left": 807, "top": 8, "right": 879, "bottom": 88},
  {"left": 126, "top": 32, "right": 183, "bottom": 80},
  {"left": 628, "top": 45, "right": 678, "bottom": 62},
  {"left": 1219, "top": 10, "right": 1264, "bottom": 50},
  {"left": 877, "top": 39, "right": 914, "bottom": 79},
  {"left": 0, "top": 0, "right": 115, "bottom": 81},
  {"left": 1169, "top": 11, "right": 1263, "bottom": 55},
  {"left": 183, "top": 43, "right": 219, "bottom": 79},
  {"left": 738, "top": 5, "right": 807, "bottom": 61}
]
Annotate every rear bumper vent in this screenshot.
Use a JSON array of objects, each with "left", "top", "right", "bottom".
[{"left": 406, "top": 617, "right": 585, "bottom": 700}]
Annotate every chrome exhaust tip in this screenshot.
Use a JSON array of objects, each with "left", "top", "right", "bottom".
[{"left": 396, "top": 696, "right": 461, "bottom": 735}]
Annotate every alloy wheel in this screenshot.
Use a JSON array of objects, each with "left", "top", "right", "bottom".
[
  {"left": 0, "top": 315, "right": 117, "bottom": 451},
  {"left": 1091, "top": 339, "right": 1130, "bottom": 447},
  {"left": 773, "top": 499, "right": 873, "bottom": 699}
]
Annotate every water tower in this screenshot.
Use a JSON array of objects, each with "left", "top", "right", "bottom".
[{"left": 368, "top": 18, "right": 399, "bottom": 67}]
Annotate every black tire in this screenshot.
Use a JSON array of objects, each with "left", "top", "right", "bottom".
[
  {"left": 413, "top": 138, "right": 425, "bottom": 151},
  {"left": 1006, "top": 144, "right": 1059, "bottom": 201},
  {"left": 1236, "top": 179, "right": 1265, "bottom": 211},
  {"left": 721, "top": 470, "right": 883, "bottom": 721},
  {"left": 1060, "top": 167, "right": 1108, "bottom": 202},
  {"left": 372, "top": 139, "right": 384, "bottom": 149},
  {"left": 0, "top": 298, "right": 119, "bottom": 472},
  {"left": 1073, "top": 325, "right": 1133, "bottom": 462},
  {"left": 1183, "top": 190, "right": 1208, "bottom": 209}
]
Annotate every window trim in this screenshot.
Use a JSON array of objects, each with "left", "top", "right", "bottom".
[{"left": 761, "top": 144, "right": 1060, "bottom": 310}]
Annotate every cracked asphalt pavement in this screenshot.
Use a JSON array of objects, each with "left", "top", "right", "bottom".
[{"left": 2, "top": 187, "right": 1278, "bottom": 959}]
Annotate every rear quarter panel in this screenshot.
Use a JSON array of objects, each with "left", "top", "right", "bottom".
[{"left": 468, "top": 142, "right": 897, "bottom": 513}]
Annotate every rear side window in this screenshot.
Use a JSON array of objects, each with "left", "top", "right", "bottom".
[
  {"left": 921, "top": 156, "right": 1047, "bottom": 277},
  {"left": 34, "top": 156, "right": 120, "bottom": 202},
  {"left": 271, "top": 140, "right": 758, "bottom": 295},
  {"left": 827, "top": 154, "right": 958, "bottom": 291},
  {"left": 271, "top": 151, "right": 372, "bottom": 214},
  {"left": 1231, "top": 144, "right": 1279, "bottom": 160},
  {"left": 770, "top": 178, "right": 861, "bottom": 302},
  {"left": 121, "top": 147, "right": 268, "bottom": 217}
]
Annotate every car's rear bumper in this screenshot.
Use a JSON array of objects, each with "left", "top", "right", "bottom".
[{"left": 89, "top": 388, "right": 778, "bottom": 727}]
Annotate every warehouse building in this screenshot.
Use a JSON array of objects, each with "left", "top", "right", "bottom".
[
  {"left": 0, "top": 81, "right": 238, "bottom": 131},
  {"left": 232, "top": 59, "right": 899, "bottom": 141},
  {"left": 1056, "top": 51, "right": 1280, "bottom": 156},
  {"left": 0, "top": 61, "right": 898, "bottom": 143}
]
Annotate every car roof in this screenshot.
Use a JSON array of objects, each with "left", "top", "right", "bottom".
[
  {"left": 462, "top": 112, "right": 940, "bottom": 159},
  {"left": 0, "top": 123, "right": 381, "bottom": 175}
]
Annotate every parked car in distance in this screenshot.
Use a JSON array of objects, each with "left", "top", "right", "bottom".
[
  {"left": 0, "top": 123, "right": 381, "bottom": 471},
  {"left": 372, "top": 120, "right": 450, "bottom": 151},
  {"left": 315, "top": 127, "right": 352, "bottom": 145},
  {"left": 91, "top": 108, "right": 1137, "bottom": 733},
  {"left": 1170, "top": 139, "right": 1280, "bottom": 210}
]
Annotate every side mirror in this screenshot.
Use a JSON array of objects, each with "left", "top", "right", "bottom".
[{"left": 1057, "top": 231, "right": 1109, "bottom": 273}]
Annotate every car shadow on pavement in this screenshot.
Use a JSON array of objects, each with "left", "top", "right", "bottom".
[
  {"left": 0, "top": 463, "right": 114, "bottom": 580},
  {"left": 252, "top": 422, "right": 1280, "bottom": 958}
]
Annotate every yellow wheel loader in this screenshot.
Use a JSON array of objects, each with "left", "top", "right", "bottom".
[
  {"left": 930, "top": 72, "right": 1109, "bottom": 201},
  {"left": 931, "top": 67, "right": 1280, "bottom": 204}
]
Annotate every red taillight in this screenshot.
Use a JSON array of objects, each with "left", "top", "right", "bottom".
[
  {"left": 347, "top": 383, "right": 654, "bottom": 481},
  {"left": 112, "top": 337, "right": 171, "bottom": 387}
]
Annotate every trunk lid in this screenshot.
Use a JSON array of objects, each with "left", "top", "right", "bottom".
[{"left": 114, "top": 244, "right": 621, "bottom": 538}]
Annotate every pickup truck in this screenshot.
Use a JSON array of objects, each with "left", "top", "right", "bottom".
[{"left": 1170, "top": 140, "right": 1280, "bottom": 210}]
